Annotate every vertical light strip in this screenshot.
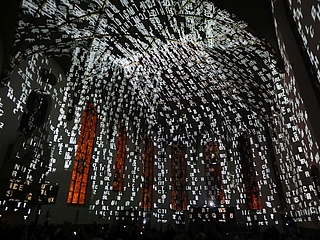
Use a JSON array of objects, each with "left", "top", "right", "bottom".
[
  {"left": 238, "top": 135, "right": 262, "bottom": 210},
  {"left": 204, "top": 142, "right": 225, "bottom": 206},
  {"left": 171, "top": 142, "right": 187, "bottom": 211},
  {"left": 112, "top": 121, "right": 127, "bottom": 191},
  {"left": 67, "top": 102, "right": 98, "bottom": 204},
  {"left": 140, "top": 136, "right": 154, "bottom": 210}
]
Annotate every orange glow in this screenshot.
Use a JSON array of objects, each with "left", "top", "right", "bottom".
[{"left": 67, "top": 102, "right": 98, "bottom": 204}]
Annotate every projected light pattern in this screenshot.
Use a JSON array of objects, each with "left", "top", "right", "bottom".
[
  {"left": 238, "top": 134, "right": 262, "bottom": 210},
  {"left": 0, "top": 0, "right": 318, "bottom": 226},
  {"left": 0, "top": 53, "right": 66, "bottom": 219},
  {"left": 204, "top": 142, "right": 225, "bottom": 206},
  {"left": 311, "top": 165, "right": 320, "bottom": 198},
  {"left": 140, "top": 136, "right": 154, "bottom": 210},
  {"left": 272, "top": 1, "right": 320, "bottom": 224},
  {"left": 112, "top": 121, "right": 127, "bottom": 191},
  {"left": 171, "top": 142, "right": 187, "bottom": 211},
  {"left": 286, "top": 1, "right": 320, "bottom": 90}
]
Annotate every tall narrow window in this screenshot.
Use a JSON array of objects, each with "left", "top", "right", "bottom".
[
  {"left": 204, "top": 142, "right": 225, "bottom": 206},
  {"left": 67, "top": 102, "right": 97, "bottom": 204},
  {"left": 112, "top": 121, "right": 127, "bottom": 191},
  {"left": 171, "top": 142, "right": 187, "bottom": 211},
  {"left": 140, "top": 136, "right": 154, "bottom": 210},
  {"left": 238, "top": 134, "right": 262, "bottom": 210},
  {"left": 18, "top": 89, "right": 51, "bottom": 133},
  {"left": 311, "top": 165, "right": 320, "bottom": 198}
]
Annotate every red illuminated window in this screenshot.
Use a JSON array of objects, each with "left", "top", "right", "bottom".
[
  {"left": 171, "top": 142, "right": 187, "bottom": 211},
  {"left": 112, "top": 121, "right": 127, "bottom": 191},
  {"left": 140, "top": 136, "right": 154, "bottom": 210},
  {"left": 67, "top": 102, "right": 98, "bottom": 204},
  {"left": 204, "top": 142, "right": 225, "bottom": 206}
]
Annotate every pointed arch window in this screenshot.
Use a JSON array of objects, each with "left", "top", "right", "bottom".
[
  {"left": 171, "top": 142, "right": 187, "bottom": 211},
  {"left": 140, "top": 136, "right": 154, "bottom": 210},
  {"left": 18, "top": 88, "right": 51, "bottom": 133},
  {"left": 112, "top": 121, "right": 127, "bottom": 191},
  {"left": 67, "top": 102, "right": 98, "bottom": 204},
  {"left": 238, "top": 134, "right": 262, "bottom": 210},
  {"left": 204, "top": 142, "right": 225, "bottom": 206}
]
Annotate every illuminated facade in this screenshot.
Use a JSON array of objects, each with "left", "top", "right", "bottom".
[{"left": 0, "top": 0, "right": 319, "bottom": 232}]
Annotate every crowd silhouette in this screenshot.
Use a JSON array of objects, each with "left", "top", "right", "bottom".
[{"left": 0, "top": 219, "right": 319, "bottom": 240}]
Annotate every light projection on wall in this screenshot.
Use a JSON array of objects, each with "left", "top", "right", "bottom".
[
  {"left": 286, "top": 1, "right": 320, "bottom": 91},
  {"left": 18, "top": 89, "right": 51, "bottom": 133},
  {"left": 67, "top": 102, "right": 98, "bottom": 204},
  {"left": 271, "top": 0, "right": 320, "bottom": 224},
  {"left": 311, "top": 165, "right": 320, "bottom": 198},
  {"left": 171, "top": 142, "right": 187, "bottom": 211},
  {"left": 140, "top": 136, "right": 154, "bottom": 210},
  {"left": 0, "top": 0, "right": 319, "bottom": 227},
  {"left": 204, "top": 142, "right": 225, "bottom": 207},
  {"left": 112, "top": 121, "right": 127, "bottom": 192},
  {"left": 238, "top": 134, "right": 262, "bottom": 210},
  {"left": 0, "top": 56, "right": 63, "bottom": 218},
  {"left": 188, "top": 206, "right": 236, "bottom": 224},
  {"left": 0, "top": 128, "right": 58, "bottom": 206}
]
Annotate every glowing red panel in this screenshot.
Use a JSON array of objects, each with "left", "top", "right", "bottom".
[{"left": 67, "top": 102, "right": 98, "bottom": 204}]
